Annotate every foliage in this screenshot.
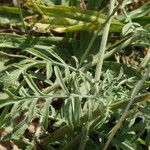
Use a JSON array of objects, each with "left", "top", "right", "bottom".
[{"left": 0, "top": 0, "right": 150, "bottom": 149}]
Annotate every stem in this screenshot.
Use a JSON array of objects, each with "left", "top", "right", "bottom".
[
  {"left": 82, "top": 35, "right": 132, "bottom": 71},
  {"left": 103, "top": 65, "right": 150, "bottom": 150},
  {"left": 79, "top": 0, "right": 124, "bottom": 67},
  {"left": 94, "top": 0, "right": 116, "bottom": 81},
  {"left": 79, "top": 125, "right": 89, "bottom": 150},
  {"left": 79, "top": 27, "right": 102, "bottom": 67},
  {"left": 16, "top": 0, "right": 27, "bottom": 33}
]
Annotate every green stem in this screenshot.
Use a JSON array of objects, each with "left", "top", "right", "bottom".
[
  {"left": 79, "top": 125, "right": 89, "bottom": 150},
  {"left": 79, "top": 27, "right": 102, "bottom": 67},
  {"left": 82, "top": 35, "right": 132, "bottom": 71},
  {"left": 79, "top": 0, "right": 124, "bottom": 67},
  {"left": 94, "top": 0, "right": 116, "bottom": 81},
  {"left": 16, "top": 0, "right": 27, "bottom": 33}
]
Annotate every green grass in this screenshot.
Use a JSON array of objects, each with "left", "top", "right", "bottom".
[{"left": 0, "top": 0, "right": 150, "bottom": 149}]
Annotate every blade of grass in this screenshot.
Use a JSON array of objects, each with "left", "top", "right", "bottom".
[
  {"left": 16, "top": 0, "right": 27, "bottom": 33},
  {"left": 79, "top": 0, "right": 124, "bottom": 67},
  {"left": 24, "top": 3, "right": 124, "bottom": 31},
  {"left": 94, "top": 0, "right": 116, "bottom": 81},
  {"left": 31, "top": 0, "right": 44, "bottom": 15},
  {"left": 0, "top": 33, "right": 68, "bottom": 49},
  {"left": 0, "top": 6, "right": 30, "bottom": 27}
]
